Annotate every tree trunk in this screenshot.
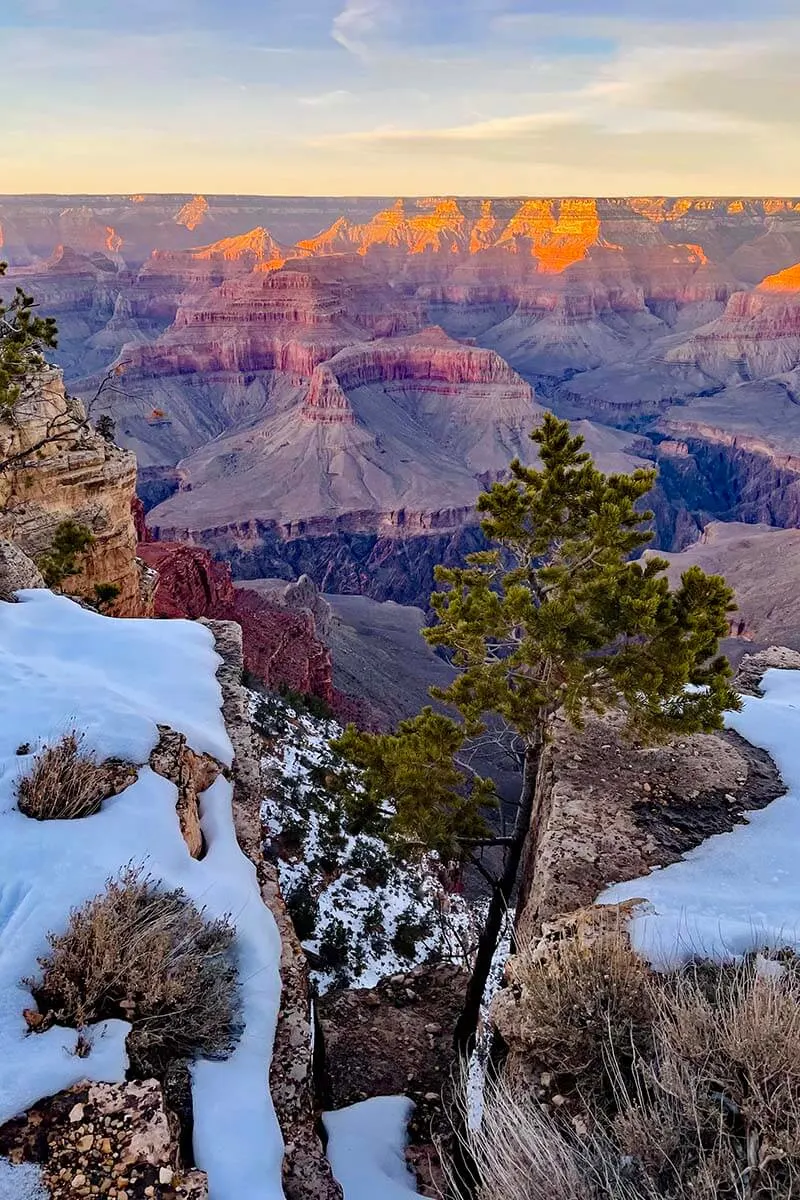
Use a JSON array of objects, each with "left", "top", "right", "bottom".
[
  {"left": 452, "top": 727, "right": 545, "bottom": 1058},
  {"left": 447, "top": 726, "right": 548, "bottom": 1200}
]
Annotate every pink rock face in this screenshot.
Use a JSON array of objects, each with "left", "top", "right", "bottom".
[
  {"left": 668, "top": 264, "right": 800, "bottom": 381},
  {"left": 138, "top": 541, "right": 336, "bottom": 703},
  {"left": 121, "top": 258, "right": 426, "bottom": 383},
  {"left": 302, "top": 327, "right": 532, "bottom": 425}
]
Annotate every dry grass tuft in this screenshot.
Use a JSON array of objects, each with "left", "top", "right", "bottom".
[
  {"left": 612, "top": 957, "right": 800, "bottom": 1199},
  {"left": 447, "top": 1075, "right": 648, "bottom": 1200},
  {"left": 466, "top": 935, "right": 800, "bottom": 1200},
  {"left": 15, "top": 731, "right": 136, "bottom": 821},
  {"left": 494, "top": 921, "right": 654, "bottom": 1106},
  {"left": 26, "top": 866, "right": 240, "bottom": 1078}
]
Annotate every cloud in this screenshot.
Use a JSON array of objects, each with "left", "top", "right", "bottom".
[
  {"left": 299, "top": 89, "right": 354, "bottom": 107},
  {"left": 331, "top": 0, "right": 396, "bottom": 56},
  {"left": 643, "top": 45, "right": 799, "bottom": 128}
]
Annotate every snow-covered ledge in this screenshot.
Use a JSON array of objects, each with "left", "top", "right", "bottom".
[
  {"left": 0, "top": 591, "right": 284, "bottom": 1198},
  {"left": 602, "top": 657, "right": 800, "bottom": 966}
]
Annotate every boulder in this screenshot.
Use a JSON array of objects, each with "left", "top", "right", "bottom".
[{"left": 0, "top": 538, "right": 45, "bottom": 600}]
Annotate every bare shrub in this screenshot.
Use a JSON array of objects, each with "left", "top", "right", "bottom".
[
  {"left": 468, "top": 940, "right": 800, "bottom": 1200},
  {"left": 26, "top": 866, "right": 240, "bottom": 1077},
  {"left": 16, "top": 732, "right": 136, "bottom": 820},
  {"left": 494, "top": 921, "right": 654, "bottom": 1106}
]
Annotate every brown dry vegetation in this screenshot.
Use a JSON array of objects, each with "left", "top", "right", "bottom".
[
  {"left": 494, "top": 920, "right": 654, "bottom": 1109},
  {"left": 15, "top": 732, "right": 136, "bottom": 820},
  {"left": 469, "top": 930, "right": 800, "bottom": 1200},
  {"left": 26, "top": 867, "right": 240, "bottom": 1078}
]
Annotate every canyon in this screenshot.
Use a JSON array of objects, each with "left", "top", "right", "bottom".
[{"left": 3, "top": 194, "right": 800, "bottom": 604}]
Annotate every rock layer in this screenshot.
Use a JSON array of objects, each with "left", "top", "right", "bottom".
[
  {"left": 138, "top": 541, "right": 336, "bottom": 705},
  {"left": 0, "top": 370, "right": 152, "bottom": 616}
]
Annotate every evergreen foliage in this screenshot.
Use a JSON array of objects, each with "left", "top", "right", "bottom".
[
  {"left": 38, "top": 520, "right": 94, "bottom": 588},
  {"left": 337, "top": 413, "right": 738, "bottom": 860},
  {"left": 95, "top": 413, "right": 116, "bottom": 443},
  {"left": 335, "top": 412, "right": 740, "bottom": 1055},
  {"left": 93, "top": 581, "right": 121, "bottom": 611},
  {"left": 0, "top": 263, "right": 59, "bottom": 420},
  {"left": 336, "top": 707, "right": 493, "bottom": 858}
]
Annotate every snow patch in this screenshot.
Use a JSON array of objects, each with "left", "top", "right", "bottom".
[
  {"left": 256, "top": 693, "right": 480, "bottom": 993},
  {"left": 0, "top": 1159, "right": 47, "bottom": 1199},
  {"left": 601, "top": 668, "right": 800, "bottom": 967},
  {"left": 0, "top": 593, "right": 283, "bottom": 1199},
  {"left": 324, "top": 1097, "right": 419, "bottom": 1200}
]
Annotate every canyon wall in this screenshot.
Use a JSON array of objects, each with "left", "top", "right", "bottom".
[
  {"left": 137, "top": 540, "right": 360, "bottom": 714},
  {"left": 7, "top": 195, "right": 800, "bottom": 609},
  {"left": 0, "top": 369, "right": 152, "bottom": 616}
]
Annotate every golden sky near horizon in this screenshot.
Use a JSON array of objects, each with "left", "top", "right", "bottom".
[{"left": 1, "top": 1, "right": 798, "bottom": 195}]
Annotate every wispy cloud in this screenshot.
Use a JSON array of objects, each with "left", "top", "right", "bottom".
[
  {"left": 331, "top": 0, "right": 396, "bottom": 57},
  {"left": 1, "top": 1, "right": 798, "bottom": 194},
  {"left": 299, "top": 89, "right": 354, "bottom": 107}
]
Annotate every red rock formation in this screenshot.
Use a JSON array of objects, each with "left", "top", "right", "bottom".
[
  {"left": 302, "top": 327, "right": 533, "bottom": 425},
  {"left": 132, "top": 495, "right": 148, "bottom": 543},
  {"left": 139, "top": 227, "right": 289, "bottom": 290},
  {"left": 668, "top": 264, "right": 800, "bottom": 380},
  {"left": 175, "top": 195, "right": 211, "bottom": 232},
  {"left": 118, "top": 258, "right": 425, "bottom": 383},
  {"left": 138, "top": 541, "right": 337, "bottom": 704},
  {"left": 758, "top": 262, "right": 800, "bottom": 292}
]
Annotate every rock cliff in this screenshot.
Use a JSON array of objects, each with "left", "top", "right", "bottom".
[
  {"left": 138, "top": 541, "right": 337, "bottom": 705},
  {"left": 667, "top": 263, "right": 800, "bottom": 381},
  {"left": 0, "top": 369, "right": 152, "bottom": 616},
  {"left": 10, "top": 194, "right": 800, "bottom": 611}
]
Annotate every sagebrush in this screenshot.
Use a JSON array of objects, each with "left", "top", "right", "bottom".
[
  {"left": 27, "top": 866, "right": 240, "bottom": 1077},
  {"left": 16, "top": 731, "right": 135, "bottom": 820},
  {"left": 466, "top": 932, "right": 800, "bottom": 1200}
]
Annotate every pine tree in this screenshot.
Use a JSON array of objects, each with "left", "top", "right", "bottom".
[
  {"left": 336, "top": 412, "right": 739, "bottom": 1055},
  {"left": 0, "top": 262, "right": 59, "bottom": 421},
  {"left": 37, "top": 520, "right": 94, "bottom": 588}
]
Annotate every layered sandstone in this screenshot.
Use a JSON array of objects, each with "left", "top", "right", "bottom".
[
  {"left": 137, "top": 227, "right": 290, "bottom": 304},
  {"left": 0, "top": 247, "right": 129, "bottom": 377},
  {"left": 138, "top": 541, "right": 336, "bottom": 703},
  {"left": 0, "top": 369, "right": 152, "bottom": 616},
  {"left": 668, "top": 265, "right": 800, "bottom": 381},
  {"left": 143, "top": 324, "right": 541, "bottom": 551},
  {"left": 650, "top": 522, "right": 800, "bottom": 651}
]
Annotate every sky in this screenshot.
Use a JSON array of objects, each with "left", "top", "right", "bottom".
[{"left": 0, "top": 0, "right": 798, "bottom": 195}]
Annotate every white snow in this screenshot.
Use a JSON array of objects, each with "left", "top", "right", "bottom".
[
  {"left": 324, "top": 1097, "right": 419, "bottom": 1200},
  {"left": 257, "top": 695, "right": 480, "bottom": 992},
  {"left": 0, "top": 592, "right": 284, "bottom": 1199},
  {"left": 601, "top": 667, "right": 800, "bottom": 967},
  {"left": 0, "top": 1159, "right": 47, "bottom": 1199}
]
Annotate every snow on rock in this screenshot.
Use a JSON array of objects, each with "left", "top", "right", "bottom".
[
  {"left": 324, "top": 1097, "right": 419, "bottom": 1200},
  {"left": 0, "top": 1158, "right": 47, "bottom": 1199},
  {"left": 0, "top": 591, "right": 284, "bottom": 1200},
  {"left": 255, "top": 692, "right": 479, "bottom": 992},
  {"left": 601, "top": 667, "right": 800, "bottom": 967}
]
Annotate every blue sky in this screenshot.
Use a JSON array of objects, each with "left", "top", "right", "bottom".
[{"left": 1, "top": 0, "right": 797, "bottom": 194}]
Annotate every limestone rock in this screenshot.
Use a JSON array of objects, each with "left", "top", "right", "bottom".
[
  {"left": 149, "top": 726, "right": 221, "bottom": 859},
  {"left": 0, "top": 369, "right": 151, "bottom": 616},
  {"left": 0, "top": 1078, "right": 207, "bottom": 1198},
  {"left": 516, "top": 709, "right": 785, "bottom": 939},
  {"left": 0, "top": 538, "right": 45, "bottom": 600},
  {"left": 277, "top": 575, "right": 332, "bottom": 643},
  {"left": 736, "top": 645, "right": 800, "bottom": 696}
]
